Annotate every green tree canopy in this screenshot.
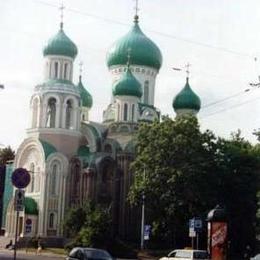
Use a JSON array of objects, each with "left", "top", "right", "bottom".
[
  {"left": 129, "top": 116, "right": 260, "bottom": 257},
  {"left": 0, "top": 146, "right": 15, "bottom": 165}
]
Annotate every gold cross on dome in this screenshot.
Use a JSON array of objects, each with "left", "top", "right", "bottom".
[{"left": 59, "top": 1, "right": 65, "bottom": 28}]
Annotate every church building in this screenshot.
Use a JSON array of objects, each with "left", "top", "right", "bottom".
[{"left": 4, "top": 11, "right": 201, "bottom": 242}]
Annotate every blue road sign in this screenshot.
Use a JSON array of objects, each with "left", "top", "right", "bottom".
[
  {"left": 144, "top": 225, "right": 151, "bottom": 240},
  {"left": 12, "top": 168, "right": 30, "bottom": 189}
]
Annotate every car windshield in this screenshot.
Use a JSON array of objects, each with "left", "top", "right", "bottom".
[
  {"left": 83, "top": 249, "right": 111, "bottom": 260},
  {"left": 175, "top": 251, "right": 192, "bottom": 258},
  {"left": 193, "top": 251, "right": 208, "bottom": 258}
]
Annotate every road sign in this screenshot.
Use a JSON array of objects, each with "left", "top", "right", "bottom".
[
  {"left": 144, "top": 225, "right": 151, "bottom": 240},
  {"left": 14, "top": 189, "right": 25, "bottom": 211},
  {"left": 12, "top": 168, "right": 30, "bottom": 189},
  {"left": 25, "top": 219, "right": 32, "bottom": 233},
  {"left": 194, "top": 218, "right": 203, "bottom": 231},
  {"left": 189, "top": 228, "right": 196, "bottom": 237}
]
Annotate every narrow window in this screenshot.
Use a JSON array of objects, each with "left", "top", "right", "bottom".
[
  {"left": 64, "top": 63, "right": 68, "bottom": 79},
  {"left": 30, "top": 163, "right": 35, "bottom": 193},
  {"left": 144, "top": 81, "right": 149, "bottom": 104},
  {"left": 54, "top": 62, "right": 59, "bottom": 78},
  {"left": 117, "top": 104, "right": 120, "bottom": 120},
  {"left": 46, "top": 98, "right": 56, "bottom": 128},
  {"left": 132, "top": 104, "right": 135, "bottom": 121},
  {"left": 51, "top": 164, "right": 57, "bottom": 195},
  {"left": 49, "top": 213, "right": 54, "bottom": 228},
  {"left": 124, "top": 103, "right": 128, "bottom": 121},
  {"left": 66, "top": 100, "right": 73, "bottom": 129}
]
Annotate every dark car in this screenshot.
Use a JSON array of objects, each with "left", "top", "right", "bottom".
[{"left": 66, "top": 247, "right": 114, "bottom": 260}]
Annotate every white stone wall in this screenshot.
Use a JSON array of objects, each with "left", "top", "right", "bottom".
[{"left": 114, "top": 95, "right": 140, "bottom": 122}]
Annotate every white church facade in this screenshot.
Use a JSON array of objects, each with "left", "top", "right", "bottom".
[{"left": 4, "top": 13, "right": 201, "bottom": 242}]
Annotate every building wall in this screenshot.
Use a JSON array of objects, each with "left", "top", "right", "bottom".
[{"left": 2, "top": 163, "right": 13, "bottom": 229}]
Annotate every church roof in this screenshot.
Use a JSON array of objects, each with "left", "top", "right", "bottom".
[
  {"left": 77, "top": 145, "right": 90, "bottom": 157},
  {"left": 39, "top": 139, "right": 57, "bottom": 159},
  {"left": 112, "top": 67, "right": 143, "bottom": 97},
  {"left": 172, "top": 78, "right": 201, "bottom": 111},
  {"left": 78, "top": 76, "right": 93, "bottom": 108},
  {"left": 106, "top": 19, "right": 162, "bottom": 70},
  {"left": 24, "top": 197, "right": 38, "bottom": 215},
  {"left": 43, "top": 27, "right": 78, "bottom": 59}
]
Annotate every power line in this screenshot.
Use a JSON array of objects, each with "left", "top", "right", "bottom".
[
  {"left": 31, "top": 0, "right": 254, "bottom": 59},
  {"left": 200, "top": 95, "right": 260, "bottom": 119}
]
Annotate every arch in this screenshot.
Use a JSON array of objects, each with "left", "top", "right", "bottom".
[
  {"left": 104, "top": 144, "right": 112, "bottom": 153},
  {"left": 49, "top": 212, "right": 55, "bottom": 229},
  {"left": 50, "top": 162, "right": 59, "bottom": 195},
  {"left": 65, "top": 99, "right": 73, "bottom": 129},
  {"left": 123, "top": 103, "right": 128, "bottom": 121},
  {"left": 46, "top": 97, "right": 57, "bottom": 128},
  {"left": 64, "top": 63, "right": 68, "bottom": 80},
  {"left": 131, "top": 104, "right": 135, "bottom": 121},
  {"left": 31, "top": 96, "right": 40, "bottom": 128},
  {"left": 30, "top": 163, "right": 35, "bottom": 193},
  {"left": 63, "top": 95, "right": 79, "bottom": 130},
  {"left": 54, "top": 61, "right": 59, "bottom": 78},
  {"left": 144, "top": 80, "right": 149, "bottom": 104}
]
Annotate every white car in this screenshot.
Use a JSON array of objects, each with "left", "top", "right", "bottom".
[{"left": 159, "top": 249, "right": 210, "bottom": 260}]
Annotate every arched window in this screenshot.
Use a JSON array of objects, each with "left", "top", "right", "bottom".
[
  {"left": 123, "top": 103, "right": 128, "bottom": 121},
  {"left": 82, "top": 114, "right": 85, "bottom": 121},
  {"left": 144, "top": 81, "right": 149, "bottom": 104},
  {"left": 66, "top": 100, "right": 73, "bottom": 129},
  {"left": 46, "top": 98, "right": 56, "bottom": 128},
  {"left": 32, "top": 98, "right": 39, "bottom": 128},
  {"left": 64, "top": 63, "right": 68, "bottom": 79},
  {"left": 117, "top": 104, "right": 120, "bottom": 121},
  {"left": 49, "top": 213, "right": 54, "bottom": 228},
  {"left": 30, "top": 163, "right": 35, "bottom": 193},
  {"left": 54, "top": 62, "right": 59, "bottom": 78},
  {"left": 132, "top": 104, "right": 135, "bottom": 121},
  {"left": 51, "top": 164, "right": 57, "bottom": 195},
  {"left": 104, "top": 144, "right": 112, "bottom": 153},
  {"left": 72, "top": 164, "right": 80, "bottom": 198}
]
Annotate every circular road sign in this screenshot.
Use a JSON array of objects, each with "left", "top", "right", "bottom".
[{"left": 11, "top": 168, "right": 30, "bottom": 189}]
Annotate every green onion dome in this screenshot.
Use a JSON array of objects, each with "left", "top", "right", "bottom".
[
  {"left": 113, "top": 67, "right": 143, "bottom": 97},
  {"left": 173, "top": 78, "right": 201, "bottom": 111},
  {"left": 43, "top": 25, "right": 78, "bottom": 59},
  {"left": 78, "top": 76, "right": 93, "bottom": 108},
  {"left": 107, "top": 18, "right": 162, "bottom": 70}
]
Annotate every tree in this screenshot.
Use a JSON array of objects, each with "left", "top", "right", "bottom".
[
  {"left": 216, "top": 131, "right": 260, "bottom": 258},
  {"left": 64, "top": 201, "right": 112, "bottom": 249},
  {"left": 0, "top": 146, "right": 15, "bottom": 165},
  {"left": 129, "top": 115, "right": 220, "bottom": 248}
]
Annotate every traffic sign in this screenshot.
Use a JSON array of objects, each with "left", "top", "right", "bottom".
[
  {"left": 144, "top": 225, "right": 151, "bottom": 240},
  {"left": 14, "top": 189, "right": 25, "bottom": 211},
  {"left": 12, "top": 168, "right": 30, "bottom": 189}
]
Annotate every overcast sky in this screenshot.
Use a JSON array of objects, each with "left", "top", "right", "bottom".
[{"left": 1, "top": 0, "right": 260, "bottom": 149}]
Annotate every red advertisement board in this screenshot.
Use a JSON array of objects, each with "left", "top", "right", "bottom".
[{"left": 211, "top": 222, "right": 227, "bottom": 260}]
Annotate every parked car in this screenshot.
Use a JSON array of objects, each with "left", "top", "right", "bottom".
[
  {"left": 251, "top": 254, "right": 260, "bottom": 260},
  {"left": 66, "top": 247, "right": 114, "bottom": 260},
  {"left": 159, "top": 249, "right": 210, "bottom": 260}
]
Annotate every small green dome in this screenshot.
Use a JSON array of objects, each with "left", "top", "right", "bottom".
[
  {"left": 113, "top": 67, "right": 142, "bottom": 97},
  {"left": 24, "top": 197, "right": 38, "bottom": 215},
  {"left": 78, "top": 76, "right": 93, "bottom": 108},
  {"left": 107, "top": 19, "right": 162, "bottom": 70},
  {"left": 173, "top": 78, "right": 201, "bottom": 111},
  {"left": 43, "top": 26, "right": 78, "bottom": 59}
]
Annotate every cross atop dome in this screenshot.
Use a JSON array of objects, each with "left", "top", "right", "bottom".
[
  {"left": 134, "top": 0, "right": 139, "bottom": 23},
  {"left": 59, "top": 1, "right": 65, "bottom": 29},
  {"left": 185, "top": 62, "right": 191, "bottom": 79}
]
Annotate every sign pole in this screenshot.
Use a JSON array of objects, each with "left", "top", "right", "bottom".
[
  {"left": 14, "top": 210, "right": 19, "bottom": 260},
  {"left": 196, "top": 232, "right": 199, "bottom": 249}
]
